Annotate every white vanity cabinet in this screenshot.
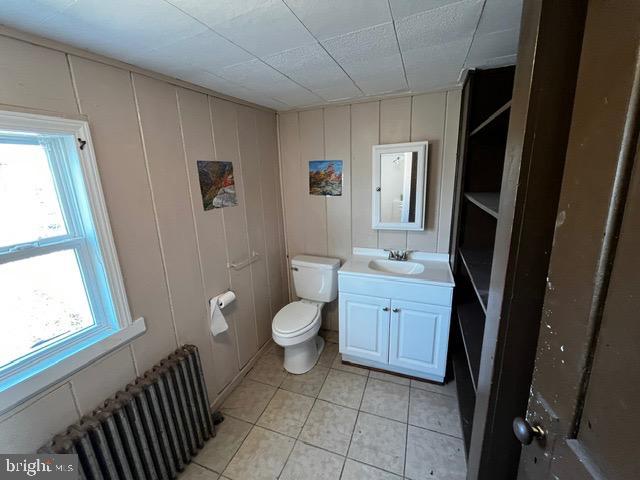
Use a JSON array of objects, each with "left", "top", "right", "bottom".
[{"left": 338, "top": 255, "right": 454, "bottom": 382}]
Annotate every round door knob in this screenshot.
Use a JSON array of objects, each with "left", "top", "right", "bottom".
[
  {"left": 382, "top": 307, "right": 390, "bottom": 312},
  {"left": 376, "top": 187, "right": 381, "bottom": 192},
  {"left": 512, "top": 417, "right": 545, "bottom": 445},
  {"left": 392, "top": 308, "right": 400, "bottom": 313}
]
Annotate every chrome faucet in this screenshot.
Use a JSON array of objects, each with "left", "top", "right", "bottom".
[{"left": 385, "top": 249, "right": 413, "bottom": 261}]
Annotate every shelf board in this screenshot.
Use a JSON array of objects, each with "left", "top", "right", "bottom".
[
  {"left": 470, "top": 100, "right": 511, "bottom": 137},
  {"left": 459, "top": 247, "right": 492, "bottom": 312},
  {"left": 457, "top": 303, "right": 486, "bottom": 392},
  {"left": 453, "top": 347, "right": 475, "bottom": 457},
  {"left": 465, "top": 192, "right": 499, "bottom": 218}
]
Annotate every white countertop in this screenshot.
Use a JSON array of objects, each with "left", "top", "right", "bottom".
[{"left": 339, "top": 252, "right": 455, "bottom": 287}]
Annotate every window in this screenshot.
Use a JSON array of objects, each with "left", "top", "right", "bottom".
[{"left": 0, "top": 110, "right": 144, "bottom": 412}]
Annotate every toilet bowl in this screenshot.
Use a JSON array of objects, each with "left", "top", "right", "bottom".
[
  {"left": 272, "top": 300, "right": 325, "bottom": 374},
  {"left": 272, "top": 254, "right": 340, "bottom": 374}
]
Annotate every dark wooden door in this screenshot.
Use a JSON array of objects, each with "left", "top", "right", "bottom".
[{"left": 517, "top": 1, "right": 640, "bottom": 478}]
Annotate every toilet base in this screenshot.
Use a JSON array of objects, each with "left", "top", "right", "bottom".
[{"left": 283, "top": 336, "right": 325, "bottom": 374}]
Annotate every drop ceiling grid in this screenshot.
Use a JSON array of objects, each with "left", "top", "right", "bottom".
[{"left": 0, "top": 0, "right": 522, "bottom": 110}]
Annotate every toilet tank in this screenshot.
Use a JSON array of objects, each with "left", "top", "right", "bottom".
[{"left": 291, "top": 255, "right": 340, "bottom": 302}]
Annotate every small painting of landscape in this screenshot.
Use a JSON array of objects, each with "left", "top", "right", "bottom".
[
  {"left": 197, "top": 160, "right": 238, "bottom": 210},
  {"left": 309, "top": 160, "right": 343, "bottom": 196}
]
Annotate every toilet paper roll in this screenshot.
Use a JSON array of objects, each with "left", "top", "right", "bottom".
[
  {"left": 216, "top": 290, "right": 236, "bottom": 309},
  {"left": 209, "top": 291, "right": 235, "bottom": 336}
]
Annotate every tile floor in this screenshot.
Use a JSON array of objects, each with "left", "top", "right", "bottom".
[{"left": 181, "top": 330, "right": 466, "bottom": 480}]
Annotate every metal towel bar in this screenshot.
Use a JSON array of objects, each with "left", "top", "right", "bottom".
[{"left": 227, "top": 251, "right": 259, "bottom": 270}]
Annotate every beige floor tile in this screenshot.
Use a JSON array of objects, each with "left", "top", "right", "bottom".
[
  {"left": 246, "top": 352, "right": 287, "bottom": 387},
  {"left": 360, "top": 378, "right": 410, "bottom": 422},
  {"left": 331, "top": 355, "right": 369, "bottom": 376},
  {"left": 265, "top": 342, "right": 284, "bottom": 359},
  {"left": 222, "top": 426, "right": 294, "bottom": 480},
  {"left": 318, "top": 341, "right": 339, "bottom": 367},
  {"left": 319, "top": 329, "right": 339, "bottom": 344},
  {"left": 341, "top": 459, "right": 402, "bottom": 480},
  {"left": 179, "top": 463, "right": 220, "bottom": 480},
  {"left": 318, "top": 369, "right": 367, "bottom": 409},
  {"left": 280, "top": 365, "right": 329, "bottom": 397},
  {"left": 279, "top": 441, "right": 344, "bottom": 480},
  {"left": 256, "top": 389, "right": 314, "bottom": 437},
  {"left": 194, "top": 416, "right": 252, "bottom": 473},
  {"left": 299, "top": 400, "right": 357, "bottom": 455},
  {"left": 408, "top": 389, "right": 462, "bottom": 438},
  {"left": 221, "top": 379, "right": 276, "bottom": 423},
  {"left": 410, "top": 378, "right": 456, "bottom": 397},
  {"left": 369, "top": 370, "right": 411, "bottom": 386},
  {"left": 348, "top": 412, "right": 406, "bottom": 475},
  {"left": 405, "top": 425, "right": 466, "bottom": 480}
]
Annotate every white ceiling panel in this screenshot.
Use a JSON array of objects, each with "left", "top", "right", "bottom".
[
  {"left": 389, "top": 0, "right": 462, "bottom": 20},
  {"left": 466, "top": 28, "right": 519, "bottom": 66},
  {"left": 284, "top": 0, "right": 390, "bottom": 41},
  {"left": 395, "top": 0, "right": 483, "bottom": 52},
  {"left": 476, "top": 0, "right": 523, "bottom": 36},
  {"left": 0, "top": 0, "right": 77, "bottom": 32},
  {"left": 130, "top": 30, "right": 253, "bottom": 75},
  {"left": 219, "top": 59, "right": 323, "bottom": 105},
  {"left": 19, "top": 0, "right": 207, "bottom": 63},
  {"left": 322, "top": 22, "right": 408, "bottom": 95},
  {"left": 313, "top": 84, "right": 363, "bottom": 102},
  {"left": 181, "top": 0, "right": 316, "bottom": 58},
  {"left": 264, "top": 43, "right": 362, "bottom": 100},
  {"left": 166, "top": 0, "right": 266, "bottom": 26},
  {"left": 403, "top": 37, "right": 471, "bottom": 91},
  {"left": 0, "top": 0, "right": 523, "bottom": 110}
]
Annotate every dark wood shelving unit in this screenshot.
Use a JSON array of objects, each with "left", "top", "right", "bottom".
[
  {"left": 469, "top": 101, "right": 511, "bottom": 136},
  {"left": 450, "top": 66, "right": 515, "bottom": 457},
  {"left": 457, "top": 302, "right": 485, "bottom": 390},
  {"left": 459, "top": 247, "right": 492, "bottom": 311},
  {"left": 464, "top": 192, "right": 500, "bottom": 218}
]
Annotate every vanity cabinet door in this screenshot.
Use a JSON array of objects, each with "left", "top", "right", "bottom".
[
  {"left": 389, "top": 300, "right": 451, "bottom": 376},
  {"left": 339, "top": 293, "right": 390, "bottom": 363}
]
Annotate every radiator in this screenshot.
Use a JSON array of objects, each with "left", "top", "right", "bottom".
[{"left": 39, "top": 345, "right": 215, "bottom": 480}]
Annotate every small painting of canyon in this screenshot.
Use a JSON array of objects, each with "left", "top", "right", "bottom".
[
  {"left": 309, "top": 160, "right": 343, "bottom": 196},
  {"left": 197, "top": 160, "right": 238, "bottom": 210}
]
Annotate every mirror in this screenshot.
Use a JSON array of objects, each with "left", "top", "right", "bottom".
[{"left": 372, "top": 141, "right": 428, "bottom": 231}]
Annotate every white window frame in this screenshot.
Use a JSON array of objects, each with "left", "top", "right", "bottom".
[{"left": 0, "top": 110, "right": 145, "bottom": 414}]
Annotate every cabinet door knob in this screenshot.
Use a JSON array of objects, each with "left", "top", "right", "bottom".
[
  {"left": 392, "top": 308, "right": 400, "bottom": 313},
  {"left": 512, "top": 417, "right": 545, "bottom": 445},
  {"left": 382, "top": 307, "right": 389, "bottom": 311}
]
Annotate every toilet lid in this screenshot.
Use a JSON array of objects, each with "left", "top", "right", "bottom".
[{"left": 273, "top": 302, "right": 319, "bottom": 335}]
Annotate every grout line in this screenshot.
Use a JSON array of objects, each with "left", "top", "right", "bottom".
[{"left": 404, "top": 386, "right": 411, "bottom": 476}]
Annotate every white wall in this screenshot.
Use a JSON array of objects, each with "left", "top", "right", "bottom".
[
  {"left": 0, "top": 32, "right": 287, "bottom": 452},
  {"left": 278, "top": 92, "right": 461, "bottom": 329}
]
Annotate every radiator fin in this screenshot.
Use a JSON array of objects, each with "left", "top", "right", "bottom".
[{"left": 39, "top": 345, "right": 214, "bottom": 480}]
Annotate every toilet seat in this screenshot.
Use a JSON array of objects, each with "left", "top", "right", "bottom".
[{"left": 272, "top": 301, "right": 320, "bottom": 338}]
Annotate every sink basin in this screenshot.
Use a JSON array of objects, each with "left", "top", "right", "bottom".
[{"left": 368, "top": 259, "right": 425, "bottom": 275}]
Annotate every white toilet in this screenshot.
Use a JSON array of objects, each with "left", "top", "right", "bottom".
[{"left": 272, "top": 255, "right": 340, "bottom": 374}]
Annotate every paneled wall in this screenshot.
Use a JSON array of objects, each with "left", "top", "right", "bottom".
[
  {"left": 0, "top": 33, "right": 287, "bottom": 452},
  {"left": 278, "top": 91, "right": 461, "bottom": 329}
]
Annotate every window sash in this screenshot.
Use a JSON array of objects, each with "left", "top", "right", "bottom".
[
  {"left": 0, "top": 130, "right": 119, "bottom": 384},
  {"left": 0, "top": 110, "right": 140, "bottom": 413}
]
